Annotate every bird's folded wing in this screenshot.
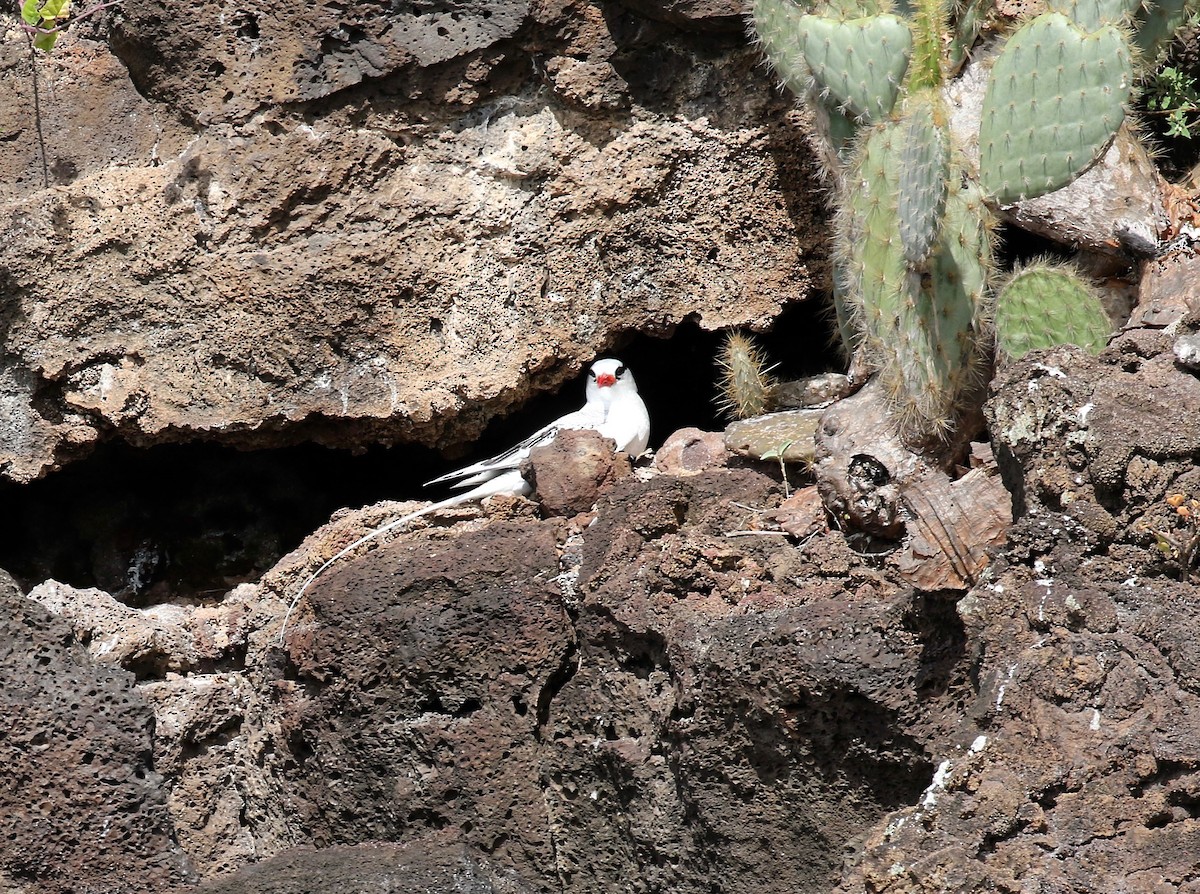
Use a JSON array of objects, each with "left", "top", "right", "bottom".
[{"left": 425, "top": 423, "right": 560, "bottom": 488}]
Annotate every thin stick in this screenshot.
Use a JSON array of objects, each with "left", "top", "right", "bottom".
[{"left": 723, "top": 529, "right": 792, "bottom": 538}]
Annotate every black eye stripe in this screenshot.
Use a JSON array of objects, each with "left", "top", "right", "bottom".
[
  {"left": 616, "top": 365, "right": 626, "bottom": 376},
  {"left": 588, "top": 370, "right": 597, "bottom": 378}
]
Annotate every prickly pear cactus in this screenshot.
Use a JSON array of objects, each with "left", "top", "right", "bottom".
[
  {"left": 978, "top": 13, "right": 1134, "bottom": 204},
  {"left": 748, "top": 0, "right": 816, "bottom": 98},
  {"left": 994, "top": 262, "right": 1113, "bottom": 358},
  {"left": 837, "top": 111, "right": 993, "bottom": 439},
  {"left": 746, "top": 0, "right": 1190, "bottom": 446},
  {"left": 797, "top": 13, "right": 913, "bottom": 122},
  {"left": 748, "top": 0, "right": 912, "bottom": 169}
]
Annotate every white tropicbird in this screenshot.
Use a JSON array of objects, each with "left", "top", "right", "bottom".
[{"left": 279, "top": 358, "right": 650, "bottom": 639}]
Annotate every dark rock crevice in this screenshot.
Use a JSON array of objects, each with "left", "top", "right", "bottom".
[{"left": 0, "top": 307, "right": 841, "bottom": 604}]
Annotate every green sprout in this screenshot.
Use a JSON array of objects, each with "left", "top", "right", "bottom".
[{"left": 16, "top": 0, "right": 122, "bottom": 53}]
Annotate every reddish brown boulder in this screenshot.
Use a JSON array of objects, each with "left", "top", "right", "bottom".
[
  {"left": 524, "top": 428, "right": 629, "bottom": 518},
  {"left": 653, "top": 427, "right": 731, "bottom": 475}
]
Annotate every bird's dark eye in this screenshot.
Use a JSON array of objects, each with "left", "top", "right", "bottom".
[
  {"left": 615, "top": 365, "right": 626, "bottom": 377},
  {"left": 588, "top": 369, "right": 596, "bottom": 378}
]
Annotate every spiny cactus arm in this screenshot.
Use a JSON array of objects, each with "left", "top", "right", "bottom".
[
  {"left": 836, "top": 117, "right": 993, "bottom": 442},
  {"left": 906, "top": 0, "right": 949, "bottom": 90},
  {"left": 715, "top": 331, "right": 780, "bottom": 420},
  {"left": 817, "top": 99, "right": 863, "bottom": 164},
  {"left": 831, "top": 260, "right": 863, "bottom": 359},
  {"left": 946, "top": 0, "right": 991, "bottom": 76},
  {"left": 893, "top": 172, "right": 993, "bottom": 441},
  {"left": 978, "top": 13, "right": 1134, "bottom": 205},
  {"left": 896, "top": 92, "right": 951, "bottom": 266}
]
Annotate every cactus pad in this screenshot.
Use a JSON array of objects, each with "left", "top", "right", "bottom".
[
  {"left": 978, "top": 13, "right": 1132, "bottom": 205},
  {"left": 749, "top": 0, "right": 814, "bottom": 97},
  {"left": 994, "top": 262, "right": 1112, "bottom": 358},
  {"left": 1046, "top": 0, "right": 1139, "bottom": 31},
  {"left": 798, "top": 13, "right": 913, "bottom": 122}
]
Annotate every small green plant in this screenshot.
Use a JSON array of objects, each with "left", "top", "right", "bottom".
[
  {"left": 1146, "top": 66, "right": 1200, "bottom": 139},
  {"left": 21, "top": 0, "right": 74, "bottom": 51},
  {"left": 16, "top": 0, "right": 121, "bottom": 52}
]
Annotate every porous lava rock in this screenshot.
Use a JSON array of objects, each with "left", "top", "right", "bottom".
[
  {"left": 652, "top": 426, "right": 731, "bottom": 474},
  {"left": 269, "top": 517, "right": 576, "bottom": 880},
  {"left": 0, "top": 571, "right": 192, "bottom": 893},
  {"left": 524, "top": 427, "right": 629, "bottom": 517},
  {"left": 205, "top": 463, "right": 964, "bottom": 892},
  {"left": 16, "top": 450, "right": 977, "bottom": 892},
  {"left": 194, "top": 832, "right": 537, "bottom": 894},
  {"left": 835, "top": 333, "right": 1200, "bottom": 892},
  {"left": 0, "top": 0, "right": 826, "bottom": 483}
]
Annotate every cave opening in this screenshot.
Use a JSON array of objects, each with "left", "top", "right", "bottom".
[{"left": 0, "top": 299, "right": 841, "bottom": 603}]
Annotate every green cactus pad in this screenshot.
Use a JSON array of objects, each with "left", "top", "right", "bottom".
[
  {"left": 906, "top": 0, "right": 948, "bottom": 91},
  {"left": 811, "top": 98, "right": 862, "bottom": 170},
  {"left": 1134, "top": 0, "right": 1199, "bottom": 66},
  {"left": 896, "top": 95, "right": 950, "bottom": 267},
  {"left": 798, "top": 13, "right": 913, "bottom": 122},
  {"left": 978, "top": 13, "right": 1133, "bottom": 205},
  {"left": 994, "top": 263, "right": 1112, "bottom": 358},
  {"left": 749, "top": 0, "right": 814, "bottom": 96},
  {"left": 1046, "top": 0, "right": 1139, "bottom": 31}
]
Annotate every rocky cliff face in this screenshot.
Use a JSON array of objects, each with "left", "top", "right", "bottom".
[
  {"left": 6, "top": 0, "right": 1200, "bottom": 892},
  {"left": 0, "top": 0, "right": 825, "bottom": 483},
  {"left": 14, "top": 320, "right": 1200, "bottom": 893}
]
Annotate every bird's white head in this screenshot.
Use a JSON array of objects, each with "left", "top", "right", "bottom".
[{"left": 586, "top": 357, "right": 638, "bottom": 405}]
